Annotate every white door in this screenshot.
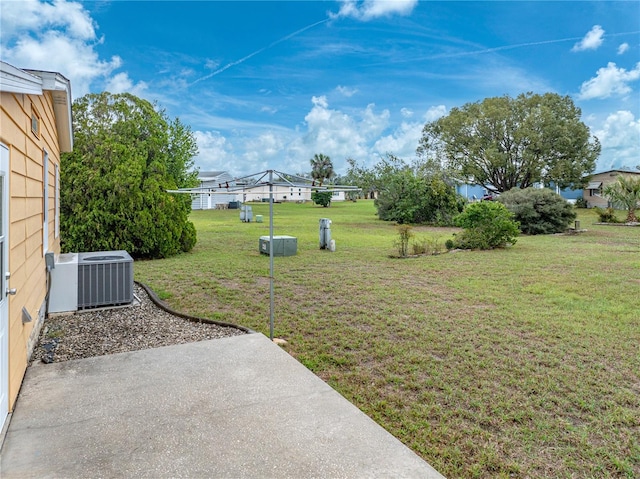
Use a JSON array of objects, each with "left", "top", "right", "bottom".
[{"left": 0, "top": 143, "right": 9, "bottom": 430}]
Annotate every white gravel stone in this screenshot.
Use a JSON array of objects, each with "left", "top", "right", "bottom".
[{"left": 32, "top": 284, "right": 246, "bottom": 363}]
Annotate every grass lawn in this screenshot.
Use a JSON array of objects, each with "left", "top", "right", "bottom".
[{"left": 135, "top": 200, "right": 640, "bottom": 478}]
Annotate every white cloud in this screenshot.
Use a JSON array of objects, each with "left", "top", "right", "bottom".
[
  {"left": 592, "top": 111, "right": 640, "bottom": 170},
  {"left": 424, "top": 105, "right": 447, "bottom": 122},
  {"left": 189, "top": 101, "right": 450, "bottom": 177},
  {"left": 301, "top": 97, "right": 384, "bottom": 161},
  {"left": 461, "top": 63, "right": 554, "bottom": 96},
  {"left": 0, "top": 0, "right": 137, "bottom": 98},
  {"left": 578, "top": 62, "right": 640, "bottom": 100},
  {"left": 311, "top": 95, "right": 329, "bottom": 109},
  {"left": 372, "top": 121, "right": 423, "bottom": 159},
  {"left": 204, "top": 59, "right": 219, "bottom": 70},
  {"left": 401, "top": 108, "right": 413, "bottom": 118},
  {"left": 242, "top": 132, "right": 286, "bottom": 167},
  {"left": 372, "top": 105, "right": 446, "bottom": 159},
  {"left": 105, "top": 72, "right": 148, "bottom": 96},
  {"left": 617, "top": 43, "right": 629, "bottom": 55},
  {"left": 191, "top": 97, "right": 404, "bottom": 176},
  {"left": 336, "top": 85, "right": 358, "bottom": 97},
  {"left": 572, "top": 25, "right": 605, "bottom": 52},
  {"left": 332, "top": 0, "right": 418, "bottom": 21},
  {"left": 4, "top": 31, "right": 122, "bottom": 97},
  {"left": 194, "top": 130, "right": 236, "bottom": 172},
  {"left": 0, "top": 0, "right": 96, "bottom": 40}
]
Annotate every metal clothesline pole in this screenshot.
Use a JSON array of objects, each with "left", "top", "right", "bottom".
[
  {"left": 268, "top": 170, "right": 275, "bottom": 341},
  {"left": 166, "top": 169, "right": 361, "bottom": 342}
]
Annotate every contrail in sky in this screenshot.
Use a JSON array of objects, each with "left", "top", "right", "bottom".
[
  {"left": 190, "top": 18, "right": 330, "bottom": 85},
  {"left": 428, "top": 30, "right": 640, "bottom": 60}
]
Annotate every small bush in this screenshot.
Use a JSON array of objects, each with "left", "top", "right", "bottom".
[
  {"left": 593, "top": 207, "right": 621, "bottom": 223},
  {"left": 453, "top": 202, "right": 519, "bottom": 250},
  {"left": 411, "top": 238, "right": 428, "bottom": 255},
  {"left": 394, "top": 224, "right": 413, "bottom": 257},
  {"left": 311, "top": 191, "right": 332, "bottom": 207},
  {"left": 445, "top": 239, "right": 455, "bottom": 250},
  {"left": 497, "top": 188, "right": 577, "bottom": 234},
  {"left": 411, "top": 236, "right": 444, "bottom": 255},
  {"left": 575, "top": 197, "right": 588, "bottom": 208}
]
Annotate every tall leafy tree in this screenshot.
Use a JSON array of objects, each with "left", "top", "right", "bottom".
[
  {"left": 417, "top": 92, "right": 600, "bottom": 193},
  {"left": 310, "top": 153, "right": 335, "bottom": 185},
  {"left": 345, "top": 158, "right": 376, "bottom": 199},
  {"left": 61, "top": 92, "right": 198, "bottom": 258},
  {"left": 603, "top": 175, "right": 640, "bottom": 223}
]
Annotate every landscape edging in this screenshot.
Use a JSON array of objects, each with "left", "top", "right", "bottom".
[{"left": 135, "top": 281, "right": 255, "bottom": 334}]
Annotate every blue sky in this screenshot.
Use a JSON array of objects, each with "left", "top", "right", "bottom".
[{"left": 2, "top": 1, "right": 639, "bottom": 177}]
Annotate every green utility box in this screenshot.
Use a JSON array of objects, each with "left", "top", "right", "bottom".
[{"left": 259, "top": 235, "right": 297, "bottom": 256}]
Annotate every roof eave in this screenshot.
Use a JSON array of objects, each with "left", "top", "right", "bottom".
[
  {"left": 24, "top": 69, "right": 73, "bottom": 152},
  {"left": 0, "top": 61, "right": 43, "bottom": 95}
]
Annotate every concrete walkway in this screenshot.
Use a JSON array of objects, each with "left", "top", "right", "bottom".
[{"left": 1, "top": 333, "right": 443, "bottom": 478}]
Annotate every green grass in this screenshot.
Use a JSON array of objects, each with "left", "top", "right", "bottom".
[{"left": 135, "top": 201, "right": 640, "bottom": 478}]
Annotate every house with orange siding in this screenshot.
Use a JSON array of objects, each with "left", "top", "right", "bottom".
[{"left": 0, "top": 61, "right": 73, "bottom": 433}]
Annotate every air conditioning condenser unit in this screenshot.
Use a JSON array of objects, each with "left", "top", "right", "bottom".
[{"left": 77, "top": 251, "right": 134, "bottom": 309}]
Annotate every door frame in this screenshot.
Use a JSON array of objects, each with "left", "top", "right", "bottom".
[{"left": 0, "top": 142, "right": 10, "bottom": 432}]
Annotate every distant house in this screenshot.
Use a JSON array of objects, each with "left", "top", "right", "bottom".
[
  {"left": 455, "top": 180, "right": 584, "bottom": 203},
  {"left": 455, "top": 183, "right": 489, "bottom": 201},
  {"left": 191, "top": 171, "right": 241, "bottom": 210},
  {"left": 0, "top": 61, "right": 73, "bottom": 429},
  {"left": 331, "top": 190, "right": 346, "bottom": 202},
  {"left": 583, "top": 169, "right": 640, "bottom": 209},
  {"left": 189, "top": 172, "right": 348, "bottom": 206},
  {"left": 243, "top": 184, "right": 312, "bottom": 203}
]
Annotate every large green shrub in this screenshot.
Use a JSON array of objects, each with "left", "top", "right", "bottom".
[
  {"left": 497, "top": 187, "right": 576, "bottom": 234},
  {"left": 373, "top": 156, "right": 464, "bottom": 225},
  {"left": 61, "top": 92, "right": 198, "bottom": 258},
  {"left": 453, "top": 202, "right": 519, "bottom": 249}
]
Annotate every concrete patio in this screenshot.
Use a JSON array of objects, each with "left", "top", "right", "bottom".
[{"left": 1, "top": 333, "right": 444, "bottom": 478}]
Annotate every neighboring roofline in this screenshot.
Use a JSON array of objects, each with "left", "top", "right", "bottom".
[
  {"left": 588, "top": 169, "right": 640, "bottom": 177},
  {"left": 0, "top": 61, "right": 73, "bottom": 152},
  {"left": 197, "top": 171, "right": 228, "bottom": 180}
]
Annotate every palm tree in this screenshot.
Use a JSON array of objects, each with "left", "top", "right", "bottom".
[
  {"left": 603, "top": 175, "right": 640, "bottom": 223},
  {"left": 310, "top": 153, "right": 335, "bottom": 186}
]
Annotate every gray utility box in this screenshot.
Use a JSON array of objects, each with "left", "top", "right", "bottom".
[
  {"left": 259, "top": 236, "right": 297, "bottom": 257},
  {"left": 319, "top": 218, "right": 332, "bottom": 249},
  {"left": 240, "top": 205, "right": 253, "bottom": 222}
]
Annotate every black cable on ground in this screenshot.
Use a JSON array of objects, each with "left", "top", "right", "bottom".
[{"left": 135, "top": 281, "right": 255, "bottom": 334}]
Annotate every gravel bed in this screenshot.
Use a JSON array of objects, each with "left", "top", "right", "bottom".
[{"left": 31, "top": 283, "right": 247, "bottom": 364}]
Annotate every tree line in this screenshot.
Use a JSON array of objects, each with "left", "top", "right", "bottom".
[{"left": 62, "top": 90, "right": 620, "bottom": 258}]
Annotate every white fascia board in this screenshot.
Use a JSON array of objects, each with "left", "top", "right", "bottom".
[{"left": 0, "top": 61, "right": 43, "bottom": 95}]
